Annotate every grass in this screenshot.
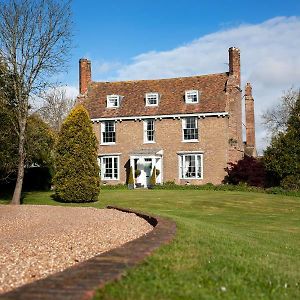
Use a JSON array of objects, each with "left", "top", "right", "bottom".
[{"left": 1, "top": 189, "right": 300, "bottom": 299}]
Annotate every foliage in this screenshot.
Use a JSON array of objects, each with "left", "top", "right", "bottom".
[
  {"left": 53, "top": 105, "right": 100, "bottom": 202},
  {"left": 150, "top": 166, "right": 157, "bottom": 186},
  {"left": 155, "top": 169, "right": 160, "bottom": 176},
  {"left": 37, "top": 87, "right": 75, "bottom": 132},
  {"left": 0, "top": 112, "right": 55, "bottom": 182},
  {"left": 134, "top": 169, "right": 141, "bottom": 178},
  {"left": 262, "top": 88, "right": 299, "bottom": 134},
  {"left": 264, "top": 90, "right": 300, "bottom": 190},
  {"left": 223, "top": 156, "right": 267, "bottom": 187},
  {"left": 128, "top": 166, "right": 135, "bottom": 185},
  {"left": 0, "top": 0, "right": 73, "bottom": 204}
]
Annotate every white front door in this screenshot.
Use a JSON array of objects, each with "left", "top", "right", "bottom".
[{"left": 137, "top": 157, "right": 152, "bottom": 187}]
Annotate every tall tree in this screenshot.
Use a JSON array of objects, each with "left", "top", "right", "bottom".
[
  {"left": 53, "top": 105, "right": 100, "bottom": 203},
  {"left": 0, "top": 0, "right": 72, "bottom": 204},
  {"left": 37, "top": 87, "right": 75, "bottom": 132},
  {"left": 264, "top": 91, "right": 300, "bottom": 189},
  {"left": 262, "top": 88, "right": 299, "bottom": 134}
]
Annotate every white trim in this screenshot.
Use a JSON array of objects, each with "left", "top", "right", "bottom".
[
  {"left": 100, "top": 121, "right": 116, "bottom": 145},
  {"left": 177, "top": 150, "right": 204, "bottom": 154},
  {"left": 182, "top": 117, "right": 198, "bottom": 142},
  {"left": 100, "top": 155, "right": 120, "bottom": 180},
  {"left": 145, "top": 92, "right": 159, "bottom": 106},
  {"left": 185, "top": 90, "right": 199, "bottom": 104},
  {"left": 143, "top": 119, "right": 155, "bottom": 143},
  {"left": 106, "top": 95, "right": 121, "bottom": 108},
  {"left": 91, "top": 112, "right": 228, "bottom": 123},
  {"left": 99, "top": 153, "right": 121, "bottom": 156},
  {"left": 178, "top": 153, "right": 203, "bottom": 180}
]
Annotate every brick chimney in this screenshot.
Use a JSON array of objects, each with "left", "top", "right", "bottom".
[
  {"left": 228, "top": 47, "right": 240, "bottom": 86},
  {"left": 245, "top": 82, "right": 256, "bottom": 151},
  {"left": 79, "top": 58, "right": 91, "bottom": 95}
]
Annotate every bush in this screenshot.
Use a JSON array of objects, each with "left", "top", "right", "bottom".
[
  {"left": 53, "top": 105, "right": 100, "bottom": 202},
  {"left": 128, "top": 166, "right": 134, "bottom": 185},
  {"left": 134, "top": 169, "right": 141, "bottom": 178},
  {"left": 150, "top": 166, "right": 157, "bottom": 186},
  {"left": 281, "top": 175, "right": 300, "bottom": 191},
  {"left": 223, "top": 156, "right": 267, "bottom": 187}
]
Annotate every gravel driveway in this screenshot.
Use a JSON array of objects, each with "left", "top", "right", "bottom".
[{"left": 0, "top": 205, "right": 153, "bottom": 294}]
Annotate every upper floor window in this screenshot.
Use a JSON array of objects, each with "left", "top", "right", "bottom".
[
  {"left": 145, "top": 93, "right": 159, "bottom": 106},
  {"left": 182, "top": 117, "right": 198, "bottom": 141},
  {"left": 101, "top": 121, "right": 116, "bottom": 144},
  {"left": 144, "top": 119, "right": 155, "bottom": 143},
  {"left": 107, "top": 95, "right": 121, "bottom": 108},
  {"left": 185, "top": 90, "right": 199, "bottom": 104}
]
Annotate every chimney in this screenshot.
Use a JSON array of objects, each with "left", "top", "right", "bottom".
[
  {"left": 79, "top": 58, "right": 91, "bottom": 94},
  {"left": 245, "top": 82, "right": 256, "bottom": 149},
  {"left": 228, "top": 47, "right": 240, "bottom": 86}
]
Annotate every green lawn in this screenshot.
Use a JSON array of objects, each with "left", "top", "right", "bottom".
[{"left": 1, "top": 190, "right": 300, "bottom": 299}]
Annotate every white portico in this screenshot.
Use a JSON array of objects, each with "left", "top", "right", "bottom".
[{"left": 129, "top": 149, "right": 163, "bottom": 188}]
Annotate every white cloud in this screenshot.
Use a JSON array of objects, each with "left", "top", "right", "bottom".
[{"left": 95, "top": 17, "right": 300, "bottom": 153}]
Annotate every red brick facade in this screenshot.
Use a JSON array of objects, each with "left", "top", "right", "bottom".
[{"left": 79, "top": 48, "right": 256, "bottom": 186}]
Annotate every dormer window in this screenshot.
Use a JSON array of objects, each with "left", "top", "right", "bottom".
[
  {"left": 145, "top": 93, "right": 159, "bottom": 106},
  {"left": 185, "top": 90, "right": 199, "bottom": 104},
  {"left": 107, "top": 95, "right": 121, "bottom": 108}
]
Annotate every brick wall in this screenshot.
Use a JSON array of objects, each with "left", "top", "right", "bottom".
[{"left": 94, "top": 116, "right": 229, "bottom": 185}]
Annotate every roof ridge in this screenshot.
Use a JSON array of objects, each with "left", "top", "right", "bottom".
[{"left": 92, "top": 72, "right": 228, "bottom": 85}]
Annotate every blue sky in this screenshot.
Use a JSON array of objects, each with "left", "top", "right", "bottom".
[{"left": 63, "top": 0, "right": 300, "bottom": 152}]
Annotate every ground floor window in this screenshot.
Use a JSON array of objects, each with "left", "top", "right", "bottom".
[
  {"left": 179, "top": 153, "right": 203, "bottom": 179},
  {"left": 100, "top": 156, "right": 119, "bottom": 180}
]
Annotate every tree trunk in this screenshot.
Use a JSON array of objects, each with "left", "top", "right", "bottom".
[{"left": 11, "top": 119, "right": 26, "bottom": 205}]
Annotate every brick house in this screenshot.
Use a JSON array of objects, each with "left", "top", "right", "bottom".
[{"left": 78, "top": 47, "right": 256, "bottom": 187}]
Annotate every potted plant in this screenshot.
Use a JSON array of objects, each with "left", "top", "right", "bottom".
[
  {"left": 149, "top": 166, "right": 157, "bottom": 189},
  {"left": 128, "top": 166, "right": 135, "bottom": 189},
  {"left": 135, "top": 169, "right": 141, "bottom": 178},
  {"left": 156, "top": 169, "right": 160, "bottom": 177}
]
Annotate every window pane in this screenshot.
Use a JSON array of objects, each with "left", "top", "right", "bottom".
[
  {"left": 197, "top": 155, "right": 201, "bottom": 178},
  {"left": 183, "top": 117, "right": 198, "bottom": 140},
  {"left": 103, "top": 121, "right": 116, "bottom": 143},
  {"left": 102, "top": 156, "right": 118, "bottom": 179},
  {"left": 145, "top": 120, "right": 155, "bottom": 142}
]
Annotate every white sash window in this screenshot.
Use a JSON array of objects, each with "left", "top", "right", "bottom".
[{"left": 179, "top": 154, "right": 203, "bottom": 179}]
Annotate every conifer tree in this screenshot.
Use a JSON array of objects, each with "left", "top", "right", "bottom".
[{"left": 54, "top": 105, "right": 100, "bottom": 202}]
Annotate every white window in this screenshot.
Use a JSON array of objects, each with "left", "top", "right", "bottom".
[
  {"left": 144, "top": 119, "right": 155, "bottom": 143},
  {"left": 179, "top": 154, "right": 203, "bottom": 179},
  {"left": 101, "top": 121, "right": 116, "bottom": 144},
  {"left": 107, "top": 95, "right": 121, "bottom": 108},
  {"left": 182, "top": 117, "right": 198, "bottom": 141},
  {"left": 100, "top": 156, "right": 119, "bottom": 180},
  {"left": 185, "top": 90, "right": 199, "bottom": 103},
  {"left": 145, "top": 93, "right": 159, "bottom": 106}
]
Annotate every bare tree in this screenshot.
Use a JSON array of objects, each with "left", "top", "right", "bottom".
[
  {"left": 37, "top": 87, "right": 75, "bottom": 132},
  {"left": 262, "top": 88, "right": 300, "bottom": 135},
  {"left": 0, "top": 0, "right": 72, "bottom": 204}
]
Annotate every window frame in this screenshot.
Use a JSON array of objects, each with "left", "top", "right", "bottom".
[
  {"left": 185, "top": 90, "right": 199, "bottom": 104},
  {"left": 178, "top": 153, "right": 203, "bottom": 180},
  {"left": 182, "top": 117, "right": 198, "bottom": 142},
  {"left": 107, "top": 95, "right": 121, "bottom": 108},
  {"left": 101, "top": 121, "right": 116, "bottom": 145},
  {"left": 145, "top": 92, "right": 159, "bottom": 107},
  {"left": 100, "top": 155, "right": 120, "bottom": 180},
  {"left": 143, "top": 119, "right": 155, "bottom": 143}
]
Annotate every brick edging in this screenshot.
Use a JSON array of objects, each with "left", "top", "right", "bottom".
[{"left": 0, "top": 206, "right": 176, "bottom": 300}]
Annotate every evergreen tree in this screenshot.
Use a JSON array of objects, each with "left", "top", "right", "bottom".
[
  {"left": 54, "top": 105, "right": 100, "bottom": 202},
  {"left": 264, "top": 92, "right": 300, "bottom": 190}
]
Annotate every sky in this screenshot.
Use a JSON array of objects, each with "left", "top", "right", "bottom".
[{"left": 63, "top": 0, "right": 300, "bottom": 153}]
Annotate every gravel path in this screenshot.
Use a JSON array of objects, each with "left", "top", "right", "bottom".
[{"left": 0, "top": 205, "right": 153, "bottom": 294}]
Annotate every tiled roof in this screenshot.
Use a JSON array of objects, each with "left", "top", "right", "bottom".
[{"left": 83, "top": 72, "right": 229, "bottom": 119}]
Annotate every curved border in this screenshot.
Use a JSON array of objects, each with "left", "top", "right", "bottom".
[{"left": 0, "top": 206, "right": 176, "bottom": 300}]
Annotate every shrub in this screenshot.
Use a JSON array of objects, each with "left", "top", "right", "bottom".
[
  {"left": 134, "top": 169, "right": 141, "bottom": 178},
  {"left": 156, "top": 169, "right": 160, "bottom": 176},
  {"left": 223, "top": 156, "right": 267, "bottom": 187},
  {"left": 281, "top": 175, "right": 300, "bottom": 191},
  {"left": 150, "top": 166, "right": 157, "bottom": 186},
  {"left": 128, "top": 166, "right": 134, "bottom": 185},
  {"left": 53, "top": 105, "right": 100, "bottom": 202}
]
